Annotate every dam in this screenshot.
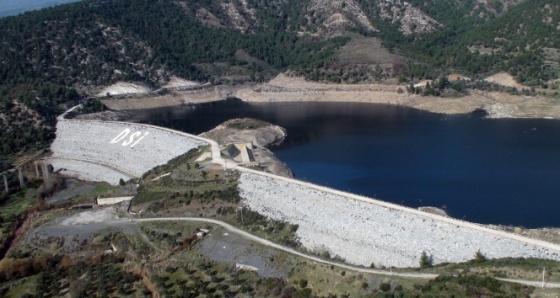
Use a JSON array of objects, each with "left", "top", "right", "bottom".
[
  {"left": 48, "top": 108, "right": 560, "bottom": 267},
  {"left": 49, "top": 118, "right": 207, "bottom": 185}
]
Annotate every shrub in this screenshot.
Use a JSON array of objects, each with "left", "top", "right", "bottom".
[
  {"left": 474, "top": 250, "right": 486, "bottom": 263},
  {"left": 420, "top": 251, "right": 432, "bottom": 268},
  {"left": 380, "top": 283, "right": 391, "bottom": 292}
]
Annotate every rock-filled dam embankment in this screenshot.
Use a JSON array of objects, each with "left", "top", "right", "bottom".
[
  {"left": 238, "top": 171, "right": 560, "bottom": 268},
  {"left": 48, "top": 113, "right": 560, "bottom": 268},
  {"left": 49, "top": 119, "right": 207, "bottom": 185}
]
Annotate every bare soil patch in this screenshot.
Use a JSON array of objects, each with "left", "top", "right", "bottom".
[
  {"left": 484, "top": 72, "right": 525, "bottom": 89},
  {"left": 101, "top": 87, "right": 223, "bottom": 110},
  {"left": 337, "top": 33, "right": 400, "bottom": 65}
]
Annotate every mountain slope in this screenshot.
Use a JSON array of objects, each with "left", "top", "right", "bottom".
[
  {"left": 1, "top": 0, "right": 560, "bottom": 171},
  {"left": 0, "top": 0, "right": 349, "bottom": 168}
]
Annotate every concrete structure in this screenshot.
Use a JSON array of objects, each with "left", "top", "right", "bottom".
[
  {"left": 34, "top": 162, "right": 40, "bottom": 178},
  {"left": 97, "top": 196, "right": 133, "bottom": 206},
  {"left": 42, "top": 162, "right": 50, "bottom": 182},
  {"left": 222, "top": 143, "right": 256, "bottom": 164}
]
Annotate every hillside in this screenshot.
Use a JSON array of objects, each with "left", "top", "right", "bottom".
[
  {"left": 0, "top": 0, "right": 348, "bottom": 170},
  {"left": 1, "top": 0, "right": 560, "bottom": 171}
]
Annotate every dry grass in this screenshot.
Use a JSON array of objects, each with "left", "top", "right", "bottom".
[
  {"left": 101, "top": 87, "right": 222, "bottom": 110},
  {"left": 484, "top": 72, "right": 525, "bottom": 89},
  {"left": 337, "top": 33, "right": 400, "bottom": 65}
]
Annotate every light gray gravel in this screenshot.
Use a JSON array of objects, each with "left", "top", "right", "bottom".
[
  {"left": 239, "top": 172, "right": 560, "bottom": 268},
  {"left": 50, "top": 120, "right": 207, "bottom": 184}
]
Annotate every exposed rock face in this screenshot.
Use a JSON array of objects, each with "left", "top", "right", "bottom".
[
  {"left": 307, "top": 0, "right": 377, "bottom": 34},
  {"left": 200, "top": 118, "right": 294, "bottom": 178},
  {"left": 177, "top": 0, "right": 259, "bottom": 33},
  {"left": 377, "top": 0, "right": 440, "bottom": 35},
  {"left": 97, "top": 82, "right": 151, "bottom": 97},
  {"left": 470, "top": 0, "right": 525, "bottom": 17}
]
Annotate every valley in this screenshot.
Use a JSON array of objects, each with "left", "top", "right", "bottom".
[{"left": 2, "top": 0, "right": 560, "bottom": 296}]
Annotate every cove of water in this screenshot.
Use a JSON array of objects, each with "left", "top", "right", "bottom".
[{"left": 130, "top": 100, "right": 560, "bottom": 228}]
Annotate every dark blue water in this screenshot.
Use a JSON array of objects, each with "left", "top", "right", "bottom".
[{"left": 131, "top": 100, "right": 560, "bottom": 228}]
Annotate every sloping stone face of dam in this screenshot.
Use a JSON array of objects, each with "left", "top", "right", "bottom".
[
  {"left": 48, "top": 113, "right": 560, "bottom": 268},
  {"left": 238, "top": 171, "right": 560, "bottom": 267},
  {"left": 50, "top": 119, "right": 207, "bottom": 184}
]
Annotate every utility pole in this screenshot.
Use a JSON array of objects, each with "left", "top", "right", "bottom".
[
  {"left": 34, "top": 161, "right": 40, "bottom": 178},
  {"left": 239, "top": 206, "right": 244, "bottom": 223},
  {"left": 3, "top": 174, "right": 8, "bottom": 193},
  {"left": 542, "top": 267, "right": 546, "bottom": 289},
  {"left": 18, "top": 167, "right": 24, "bottom": 188}
]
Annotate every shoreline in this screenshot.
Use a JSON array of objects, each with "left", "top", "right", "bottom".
[{"left": 99, "top": 74, "right": 560, "bottom": 120}]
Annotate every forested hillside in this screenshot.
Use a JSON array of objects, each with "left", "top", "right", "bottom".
[
  {"left": 1, "top": 0, "right": 560, "bottom": 171},
  {"left": 355, "top": 0, "right": 560, "bottom": 85},
  {"left": 0, "top": 0, "right": 347, "bottom": 171}
]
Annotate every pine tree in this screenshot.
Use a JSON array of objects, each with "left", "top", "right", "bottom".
[
  {"left": 474, "top": 249, "right": 486, "bottom": 263},
  {"left": 420, "top": 251, "right": 432, "bottom": 268}
]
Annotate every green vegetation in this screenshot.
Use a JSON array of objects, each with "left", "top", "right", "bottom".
[
  {"left": 418, "top": 274, "right": 533, "bottom": 297},
  {"left": 225, "top": 118, "right": 270, "bottom": 130},
  {"left": 134, "top": 149, "right": 300, "bottom": 248},
  {"left": 0, "top": 0, "right": 349, "bottom": 169},
  {"left": 419, "top": 251, "right": 432, "bottom": 268},
  {"left": 70, "top": 98, "right": 106, "bottom": 117},
  {"left": 0, "top": 82, "right": 78, "bottom": 172},
  {"left": 405, "top": 256, "right": 560, "bottom": 284},
  {"left": 354, "top": 0, "right": 560, "bottom": 86},
  {"left": 2, "top": 0, "right": 560, "bottom": 171},
  {"left": 0, "top": 205, "right": 547, "bottom": 298}
]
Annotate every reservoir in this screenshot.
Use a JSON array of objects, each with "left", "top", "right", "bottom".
[{"left": 130, "top": 100, "right": 560, "bottom": 228}]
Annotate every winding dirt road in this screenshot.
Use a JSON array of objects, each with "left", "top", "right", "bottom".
[{"left": 127, "top": 216, "right": 560, "bottom": 288}]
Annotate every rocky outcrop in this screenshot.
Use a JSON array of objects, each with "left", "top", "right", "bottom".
[
  {"left": 377, "top": 0, "right": 440, "bottom": 35},
  {"left": 200, "top": 118, "right": 294, "bottom": 178},
  {"left": 306, "top": 0, "right": 377, "bottom": 35}
]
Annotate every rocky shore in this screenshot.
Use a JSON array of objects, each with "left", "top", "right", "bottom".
[{"left": 100, "top": 73, "right": 560, "bottom": 120}]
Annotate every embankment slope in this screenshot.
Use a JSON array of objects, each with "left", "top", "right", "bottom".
[
  {"left": 238, "top": 171, "right": 560, "bottom": 268},
  {"left": 49, "top": 119, "right": 207, "bottom": 184}
]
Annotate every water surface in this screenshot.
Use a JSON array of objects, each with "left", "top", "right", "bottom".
[
  {"left": 131, "top": 100, "right": 560, "bottom": 228},
  {"left": 0, "top": 0, "right": 80, "bottom": 18}
]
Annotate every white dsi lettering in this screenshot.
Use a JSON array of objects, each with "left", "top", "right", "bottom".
[
  {"left": 122, "top": 131, "right": 142, "bottom": 146},
  {"left": 110, "top": 129, "right": 130, "bottom": 144},
  {"left": 130, "top": 132, "right": 149, "bottom": 148}
]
